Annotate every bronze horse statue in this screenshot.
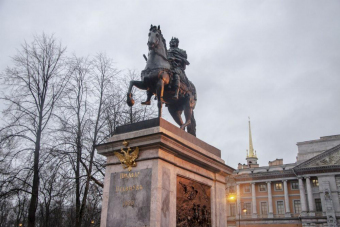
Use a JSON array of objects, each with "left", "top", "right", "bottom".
[{"left": 127, "top": 25, "right": 197, "bottom": 136}]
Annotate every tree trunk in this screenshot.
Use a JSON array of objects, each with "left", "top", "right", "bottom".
[
  {"left": 75, "top": 142, "right": 81, "bottom": 227},
  {"left": 78, "top": 82, "right": 103, "bottom": 227},
  {"left": 27, "top": 125, "right": 42, "bottom": 227},
  {"left": 45, "top": 205, "right": 50, "bottom": 227}
]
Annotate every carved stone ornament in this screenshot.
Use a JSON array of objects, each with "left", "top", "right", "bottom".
[
  {"left": 312, "top": 150, "right": 340, "bottom": 167},
  {"left": 114, "top": 141, "right": 139, "bottom": 171},
  {"left": 325, "top": 189, "right": 331, "bottom": 201},
  {"left": 176, "top": 176, "right": 211, "bottom": 227}
]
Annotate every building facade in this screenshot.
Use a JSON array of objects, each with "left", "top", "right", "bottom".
[{"left": 226, "top": 121, "right": 340, "bottom": 227}]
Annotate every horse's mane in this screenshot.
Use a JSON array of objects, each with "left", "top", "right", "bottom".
[{"left": 150, "top": 25, "right": 168, "bottom": 57}]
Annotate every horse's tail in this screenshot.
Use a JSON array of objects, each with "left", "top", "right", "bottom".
[
  {"left": 186, "top": 80, "right": 197, "bottom": 136},
  {"left": 189, "top": 80, "right": 197, "bottom": 102},
  {"left": 187, "top": 111, "right": 196, "bottom": 137}
]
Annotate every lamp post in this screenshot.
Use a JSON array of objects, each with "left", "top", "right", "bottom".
[
  {"left": 238, "top": 206, "right": 247, "bottom": 227},
  {"left": 227, "top": 194, "right": 248, "bottom": 227},
  {"left": 91, "top": 220, "right": 95, "bottom": 225}
]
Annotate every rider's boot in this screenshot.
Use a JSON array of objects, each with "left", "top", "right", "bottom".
[
  {"left": 141, "top": 100, "right": 151, "bottom": 105},
  {"left": 172, "top": 86, "right": 179, "bottom": 100},
  {"left": 172, "top": 74, "right": 180, "bottom": 100},
  {"left": 141, "top": 91, "right": 152, "bottom": 105}
]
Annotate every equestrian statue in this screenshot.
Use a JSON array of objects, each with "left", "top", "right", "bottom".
[{"left": 126, "top": 25, "right": 197, "bottom": 136}]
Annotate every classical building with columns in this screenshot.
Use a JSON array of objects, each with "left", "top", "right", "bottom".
[{"left": 226, "top": 121, "right": 340, "bottom": 227}]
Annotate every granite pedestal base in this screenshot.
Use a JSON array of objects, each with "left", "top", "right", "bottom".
[{"left": 97, "top": 118, "right": 233, "bottom": 227}]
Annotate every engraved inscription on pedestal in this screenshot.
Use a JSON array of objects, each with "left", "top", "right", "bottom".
[
  {"left": 106, "top": 169, "right": 152, "bottom": 227},
  {"left": 176, "top": 176, "right": 211, "bottom": 227}
]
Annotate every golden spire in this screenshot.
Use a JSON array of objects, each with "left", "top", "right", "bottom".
[{"left": 248, "top": 117, "right": 256, "bottom": 158}]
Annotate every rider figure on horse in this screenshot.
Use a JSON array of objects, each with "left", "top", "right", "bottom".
[
  {"left": 168, "top": 37, "right": 190, "bottom": 100},
  {"left": 141, "top": 36, "right": 190, "bottom": 104},
  {"left": 128, "top": 25, "right": 197, "bottom": 136}
]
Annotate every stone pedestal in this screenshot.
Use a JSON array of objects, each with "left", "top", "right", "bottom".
[{"left": 97, "top": 118, "right": 233, "bottom": 227}]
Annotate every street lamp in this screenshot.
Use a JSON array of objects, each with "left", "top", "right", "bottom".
[
  {"left": 239, "top": 207, "right": 247, "bottom": 226},
  {"left": 91, "top": 220, "right": 95, "bottom": 225},
  {"left": 227, "top": 194, "right": 248, "bottom": 227},
  {"left": 19, "top": 224, "right": 22, "bottom": 227}
]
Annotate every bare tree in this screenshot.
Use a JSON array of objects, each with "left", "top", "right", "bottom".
[
  {"left": 0, "top": 34, "right": 69, "bottom": 227},
  {"left": 103, "top": 81, "right": 125, "bottom": 137},
  {"left": 76, "top": 53, "right": 119, "bottom": 227},
  {"left": 56, "top": 55, "right": 92, "bottom": 227},
  {"left": 37, "top": 151, "right": 71, "bottom": 227},
  {"left": 0, "top": 35, "right": 158, "bottom": 226},
  {"left": 0, "top": 197, "right": 12, "bottom": 227},
  {"left": 55, "top": 53, "right": 119, "bottom": 227}
]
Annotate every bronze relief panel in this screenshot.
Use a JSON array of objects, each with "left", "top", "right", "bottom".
[{"left": 176, "top": 176, "right": 211, "bottom": 227}]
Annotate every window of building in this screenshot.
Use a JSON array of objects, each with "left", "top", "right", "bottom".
[
  {"left": 229, "top": 186, "right": 235, "bottom": 193},
  {"left": 259, "top": 184, "right": 267, "bottom": 192},
  {"left": 291, "top": 181, "right": 299, "bottom": 190},
  {"left": 244, "top": 203, "right": 251, "bottom": 215},
  {"left": 276, "top": 201, "right": 284, "bottom": 214},
  {"left": 312, "top": 178, "right": 319, "bottom": 187},
  {"left": 315, "top": 199, "right": 322, "bottom": 212},
  {"left": 244, "top": 185, "right": 251, "bottom": 193},
  {"left": 293, "top": 200, "right": 301, "bottom": 214},
  {"left": 261, "top": 202, "right": 268, "bottom": 215},
  {"left": 230, "top": 204, "right": 236, "bottom": 216},
  {"left": 275, "top": 182, "right": 283, "bottom": 191}
]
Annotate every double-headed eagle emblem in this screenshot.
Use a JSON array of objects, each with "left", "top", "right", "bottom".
[{"left": 114, "top": 141, "right": 139, "bottom": 171}]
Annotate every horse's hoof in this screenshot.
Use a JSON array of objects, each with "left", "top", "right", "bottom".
[
  {"left": 127, "top": 99, "right": 135, "bottom": 107},
  {"left": 141, "top": 101, "right": 151, "bottom": 105},
  {"left": 127, "top": 94, "right": 135, "bottom": 106},
  {"left": 180, "top": 125, "right": 186, "bottom": 130}
]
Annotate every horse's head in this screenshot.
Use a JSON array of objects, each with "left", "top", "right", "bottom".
[
  {"left": 147, "top": 25, "right": 163, "bottom": 50},
  {"left": 145, "top": 24, "right": 170, "bottom": 69}
]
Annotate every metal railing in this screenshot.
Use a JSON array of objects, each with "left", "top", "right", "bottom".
[
  {"left": 241, "top": 214, "right": 252, "bottom": 218},
  {"left": 227, "top": 216, "right": 236, "bottom": 221},
  {"left": 315, "top": 212, "right": 324, "bottom": 217},
  {"left": 256, "top": 214, "right": 269, "bottom": 218},
  {"left": 273, "top": 214, "right": 285, "bottom": 218},
  {"left": 228, "top": 213, "right": 308, "bottom": 219}
]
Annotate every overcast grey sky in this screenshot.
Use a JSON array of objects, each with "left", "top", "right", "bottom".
[{"left": 1, "top": 0, "right": 339, "bottom": 168}]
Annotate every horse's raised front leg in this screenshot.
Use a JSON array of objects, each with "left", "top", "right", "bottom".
[
  {"left": 127, "top": 80, "right": 147, "bottom": 107},
  {"left": 156, "top": 79, "right": 164, "bottom": 117}
]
